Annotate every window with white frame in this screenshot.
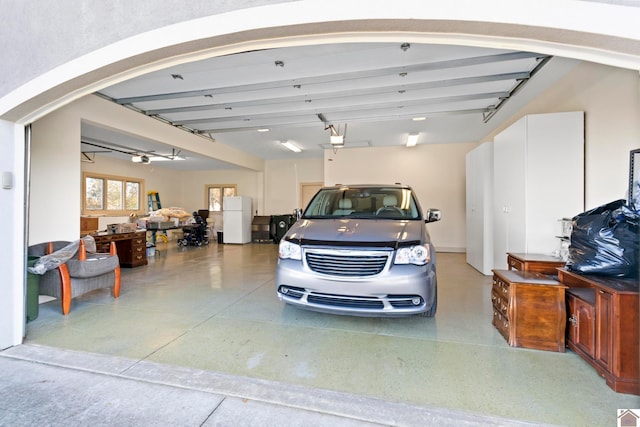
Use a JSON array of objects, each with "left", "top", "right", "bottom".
[
  {"left": 206, "top": 184, "right": 237, "bottom": 211},
  {"left": 83, "top": 172, "right": 144, "bottom": 215}
]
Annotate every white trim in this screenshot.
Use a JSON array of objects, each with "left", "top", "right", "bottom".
[{"left": 3, "top": 0, "right": 640, "bottom": 123}]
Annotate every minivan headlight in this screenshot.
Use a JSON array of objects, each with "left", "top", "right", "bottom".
[
  {"left": 279, "top": 239, "right": 302, "bottom": 260},
  {"left": 394, "top": 244, "right": 430, "bottom": 266}
]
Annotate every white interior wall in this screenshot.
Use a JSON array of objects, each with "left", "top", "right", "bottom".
[
  {"left": 324, "top": 143, "right": 475, "bottom": 252},
  {"left": 181, "top": 168, "right": 263, "bottom": 229},
  {"left": 264, "top": 158, "right": 324, "bottom": 214},
  {"left": 0, "top": 120, "right": 26, "bottom": 347},
  {"left": 30, "top": 108, "right": 81, "bottom": 244},
  {"left": 484, "top": 62, "right": 640, "bottom": 209}
]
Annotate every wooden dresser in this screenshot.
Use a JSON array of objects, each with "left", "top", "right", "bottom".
[
  {"left": 92, "top": 231, "right": 147, "bottom": 268},
  {"left": 507, "top": 252, "right": 566, "bottom": 276},
  {"left": 559, "top": 268, "right": 639, "bottom": 395},
  {"left": 492, "top": 269, "right": 567, "bottom": 352}
]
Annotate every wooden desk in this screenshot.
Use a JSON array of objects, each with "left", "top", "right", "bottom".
[
  {"left": 507, "top": 252, "right": 566, "bottom": 276},
  {"left": 492, "top": 269, "right": 567, "bottom": 352},
  {"left": 91, "top": 231, "right": 147, "bottom": 268}
]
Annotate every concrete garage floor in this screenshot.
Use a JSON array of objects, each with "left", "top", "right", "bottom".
[{"left": 12, "top": 242, "right": 640, "bottom": 425}]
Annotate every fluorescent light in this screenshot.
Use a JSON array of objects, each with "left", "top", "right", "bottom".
[
  {"left": 406, "top": 133, "right": 419, "bottom": 147},
  {"left": 412, "top": 117, "right": 426, "bottom": 121},
  {"left": 257, "top": 128, "right": 270, "bottom": 132},
  {"left": 330, "top": 134, "right": 344, "bottom": 145},
  {"left": 280, "top": 141, "right": 302, "bottom": 153},
  {"left": 149, "top": 156, "right": 185, "bottom": 161}
]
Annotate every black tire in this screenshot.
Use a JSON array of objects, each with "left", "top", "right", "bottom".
[{"left": 419, "top": 283, "right": 437, "bottom": 317}]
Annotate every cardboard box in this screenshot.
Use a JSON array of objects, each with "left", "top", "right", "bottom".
[{"left": 107, "top": 223, "right": 137, "bottom": 234}]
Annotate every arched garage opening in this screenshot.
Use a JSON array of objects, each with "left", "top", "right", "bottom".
[{"left": 0, "top": 2, "right": 640, "bottom": 364}]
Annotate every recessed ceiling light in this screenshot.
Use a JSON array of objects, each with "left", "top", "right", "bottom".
[{"left": 412, "top": 117, "right": 426, "bottom": 121}]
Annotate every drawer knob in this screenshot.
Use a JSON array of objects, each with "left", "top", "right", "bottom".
[{"left": 568, "top": 314, "right": 578, "bottom": 326}]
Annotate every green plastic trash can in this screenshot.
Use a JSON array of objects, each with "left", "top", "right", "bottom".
[{"left": 26, "top": 256, "right": 40, "bottom": 322}]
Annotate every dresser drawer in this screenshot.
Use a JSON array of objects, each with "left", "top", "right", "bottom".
[
  {"left": 491, "top": 290, "right": 508, "bottom": 318},
  {"left": 493, "top": 276, "right": 510, "bottom": 299},
  {"left": 132, "top": 236, "right": 146, "bottom": 248},
  {"left": 492, "top": 310, "right": 510, "bottom": 340},
  {"left": 508, "top": 256, "right": 524, "bottom": 271}
]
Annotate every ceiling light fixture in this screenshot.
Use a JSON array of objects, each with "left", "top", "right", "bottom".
[
  {"left": 131, "top": 155, "right": 151, "bottom": 164},
  {"left": 330, "top": 134, "right": 344, "bottom": 145},
  {"left": 318, "top": 113, "right": 347, "bottom": 147},
  {"left": 280, "top": 141, "right": 301, "bottom": 153},
  {"left": 406, "top": 133, "right": 420, "bottom": 148},
  {"left": 257, "top": 128, "right": 270, "bottom": 132},
  {"left": 412, "top": 117, "right": 426, "bottom": 121}
]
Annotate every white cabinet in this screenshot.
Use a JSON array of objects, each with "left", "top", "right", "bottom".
[
  {"left": 492, "top": 112, "right": 584, "bottom": 269},
  {"left": 466, "top": 142, "right": 494, "bottom": 275}
]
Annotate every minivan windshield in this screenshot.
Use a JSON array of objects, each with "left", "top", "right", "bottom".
[{"left": 303, "top": 186, "right": 421, "bottom": 220}]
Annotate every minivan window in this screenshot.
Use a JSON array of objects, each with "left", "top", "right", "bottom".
[{"left": 303, "top": 187, "right": 420, "bottom": 219}]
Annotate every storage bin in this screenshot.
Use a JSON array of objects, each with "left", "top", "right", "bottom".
[{"left": 26, "top": 256, "right": 40, "bottom": 322}]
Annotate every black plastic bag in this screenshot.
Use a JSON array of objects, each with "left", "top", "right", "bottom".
[{"left": 567, "top": 199, "right": 639, "bottom": 278}]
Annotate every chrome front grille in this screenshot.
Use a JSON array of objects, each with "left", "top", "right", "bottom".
[{"left": 304, "top": 248, "right": 390, "bottom": 277}]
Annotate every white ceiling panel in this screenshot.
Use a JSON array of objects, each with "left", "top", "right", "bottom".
[{"left": 84, "top": 42, "right": 579, "bottom": 169}]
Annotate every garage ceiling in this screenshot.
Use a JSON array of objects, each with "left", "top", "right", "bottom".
[{"left": 82, "top": 42, "right": 577, "bottom": 170}]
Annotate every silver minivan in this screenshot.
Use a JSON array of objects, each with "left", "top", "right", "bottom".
[{"left": 276, "top": 184, "right": 441, "bottom": 317}]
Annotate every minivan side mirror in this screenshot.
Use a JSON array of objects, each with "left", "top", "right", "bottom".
[{"left": 425, "top": 208, "right": 441, "bottom": 223}]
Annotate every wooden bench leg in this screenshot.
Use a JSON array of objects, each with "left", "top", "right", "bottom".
[
  {"left": 114, "top": 266, "right": 121, "bottom": 298},
  {"left": 57, "top": 263, "right": 72, "bottom": 315}
]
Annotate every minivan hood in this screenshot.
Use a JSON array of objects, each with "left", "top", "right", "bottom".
[{"left": 285, "top": 218, "right": 425, "bottom": 248}]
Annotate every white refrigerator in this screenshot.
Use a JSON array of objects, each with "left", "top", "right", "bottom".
[{"left": 222, "top": 196, "right": 253, "bottom": 244}]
